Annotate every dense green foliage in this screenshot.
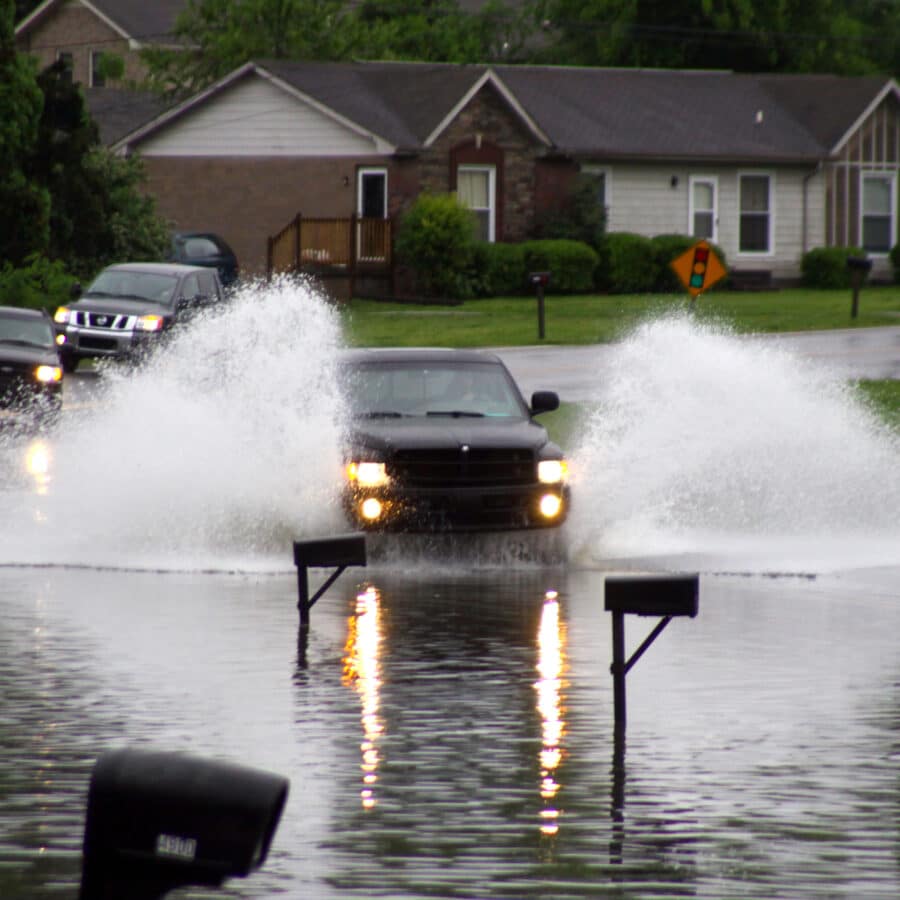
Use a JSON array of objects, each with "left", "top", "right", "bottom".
[
  {"left": 0, "top": 37, "right": 170, "bottom": 289},
  {"left": 520, "top": 239, "right": 598, "bottom": 294},
  {"left": 395, "top": 193, "right": 479, "bottom": 299},
  {"left": 473, "top": 241, "right": 526, "bottom": 297},
  {"left": 801, "top": 246, "right": 867, "bottom": 289},
  {"left": 0, "top": 254, "right": 76, "bottom": 311},
  {"left": 1, "top": 0, "right": 50, "bottom": 264},
  {"left": 598, "top": 232, "right": 656, "bottom": 294},
  {"left": 532, "top": 174, "right": 607, "bottom": 249},
  {"left": 137, "top": 0, "right": 900, "bottom": 97}
]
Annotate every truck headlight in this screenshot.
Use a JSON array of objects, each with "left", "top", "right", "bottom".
[
  {"left": 35, "top": 365, "right": 63, "bottom": 384},
  {"left": 135, "top": 314, "right": 164, "bottom": 332},
  {"left": 346, "top": 461, "right": 389, "bottom": 488},
  {"left": 537, "top": 459, "right": 568, "bottom": 484},
  {"left": 54, "top": 307, "right": 70, "bottom": 324}
]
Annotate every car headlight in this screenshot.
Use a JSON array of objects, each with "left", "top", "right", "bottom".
[
  {"left": 346, "top": 461, "right": 390, "bottom": 488},
  {"left": 54, "top": 306, "right": 70, "bottom": 324},
  {"left": 35, "top": 365, "right": 62, "bottom": 384},
  {"left": 135, "top": 314, "right": 164, "bottom": 332},
  {"left": 537, "top": 459, "right": 568, "bottom": 484}
]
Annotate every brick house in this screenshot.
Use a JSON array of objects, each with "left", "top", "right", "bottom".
[
  {"left": 105, "top": 60, "right": 900, "bottom": 290},
  {"left": 15, "top": 0, "right": 185, "bottom": 87}
]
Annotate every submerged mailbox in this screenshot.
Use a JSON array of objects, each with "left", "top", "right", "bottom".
[{"left": 80, "top": 748, "right": 289, "bottom": 900}]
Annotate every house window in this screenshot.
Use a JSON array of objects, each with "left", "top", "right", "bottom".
[
  {"left": 739, "top": 173, "right": 772, "bottom": 253},
  {"left": 690, "top": 176, "right": 717, "bottom": 241},
  {"left": 457, "top": 165, "right": 496, "bottom": 242},
  {"left": 90, "top": 51, "right": 106, "bottom": 87},
  {"left": 580, "top": 166, "right": 608, "bottom": 210},
  {"left": 57, "top": 52, "right": 73, "bottom": 84},
  {"left": 861, "top": 173, "right": 895, "bottom": 253}
]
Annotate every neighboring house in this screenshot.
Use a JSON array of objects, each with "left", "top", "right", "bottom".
[
  {"left": 15, "top": 0, "right": 185, "bottom": 87},
  {"left": 106, "top": 60, "right": 900, "bottom": 287}
]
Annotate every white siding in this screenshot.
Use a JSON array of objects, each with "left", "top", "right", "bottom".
[
  {"left": 138, "top": 77, "right": 384, "bottom": 157},
  {"left": 603, "top": 163, "right": 827, "bottom": 279}
]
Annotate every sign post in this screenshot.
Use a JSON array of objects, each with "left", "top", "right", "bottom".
[{"left": 670, "top": 240, "right": 727, "bottom": 304}]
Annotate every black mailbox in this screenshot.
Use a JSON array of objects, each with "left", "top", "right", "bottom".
[
  {"left": 604, "top": 574, "right": 699, "bottom": 618},
  {"left": 293, "top": 533, "right": 366, "bottom": 568},
  {"left": 529, "top": 271, "right": 551, "bottom": 287},
  {"left": 846, "top": 255, "right": 872, "bottom": 274},
  {"left": 80, "top": 748, "right": 289, "bottom": 900}
]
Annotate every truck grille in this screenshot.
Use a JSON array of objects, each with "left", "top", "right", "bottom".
[
  {"left": 390, "top": 447, "right": 535, "bottom": 487},
  {"left": 73, "top": 311, "right": 133, "bottom": 330}
]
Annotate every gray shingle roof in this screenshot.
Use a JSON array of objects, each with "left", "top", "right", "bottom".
[
  {"left": 117, "top": 60, "right": 896, "bottom": 163},
  {"left": 256, "top": 62, "right": 893, "bottom": 162},
  {"left": 84, "top": 87, "right": 172, "bottom": 145}
]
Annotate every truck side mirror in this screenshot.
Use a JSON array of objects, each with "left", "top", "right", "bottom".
[
  {"left": 531, "top": 390, "right": 560, "bottom": 415},
  {"left": 79, "top": 748, "right": 289, "bottom": 900}
]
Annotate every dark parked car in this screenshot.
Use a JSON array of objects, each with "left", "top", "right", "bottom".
[
  {"left": 170, "top": 232, "right": 240, "bottom": 288},
  {"left": 339, "top": 348, "right": 569, "bottom": 532},
  {"left": 54, "top": 262, "right": 225, "bottom": 371},
  {"left": 0, "top": 306, "right": 63, "bottom": 422}
]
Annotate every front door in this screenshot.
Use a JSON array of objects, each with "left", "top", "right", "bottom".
[{"left": 357, "top": 168, "right": 388, "bottom": 261}]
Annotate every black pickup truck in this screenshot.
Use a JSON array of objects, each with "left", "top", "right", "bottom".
[{"left": 339, "top": 348, "right": 569, "bottom": 532}]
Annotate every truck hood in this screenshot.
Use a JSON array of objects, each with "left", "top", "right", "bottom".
[
  {"left": 71, "top": 297, "right": 174, "bottom": 317},
  {"left": 347, "top": 415, "right": 556, "bottom": 455},
  {"left": 0, "top": 342, "right": 61, "bottom": 368}
]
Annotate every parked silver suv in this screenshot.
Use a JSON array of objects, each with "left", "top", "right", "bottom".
[{"left": 54, "top": 262, "right": 224, "bottom": 371}]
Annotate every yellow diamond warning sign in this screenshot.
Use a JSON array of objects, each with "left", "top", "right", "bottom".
[{"left": 670, "top": 240, "right": 727, "bottom": 298}]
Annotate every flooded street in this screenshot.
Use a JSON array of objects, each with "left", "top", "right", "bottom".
[{"left": 1, "top": 282, "right": 898, "bottom": 898}]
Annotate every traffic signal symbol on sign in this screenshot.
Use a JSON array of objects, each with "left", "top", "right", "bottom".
[{"left": 670, "top": 240, "right": 726, "bottom": 297}]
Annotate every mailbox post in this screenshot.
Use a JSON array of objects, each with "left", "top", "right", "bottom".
[
  {"left": 604, "top": 574, "right": 699, "bottom": 727},
  {"left": 846, "top": 255, "right": 872, "bottom": 319},
  {"left": 292, "top": 533, "right": 367, "bottom": 629},
  {"left": 528, "top": 271, "right": 550, "bottom": 339}
]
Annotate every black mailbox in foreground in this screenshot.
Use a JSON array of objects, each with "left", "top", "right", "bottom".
[
  {"left": 293, "top": 533, "right": 367, "bottom": 628},
  {"left": 604, "top": 573, "right": 699, "bottom": 728},
  {"left": 604, "top": 574, "right": 699, "bottom": 618},
  {"left": 79, "top": 748, "right": 289, "bottom": 900}
]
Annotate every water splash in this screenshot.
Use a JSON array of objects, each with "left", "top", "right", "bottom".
[
  {"left": 0, "top": 277, "right": 348, "bottom": 570},
  {"left": 567, "top": 314, "right": 900, "bottom": 573}
]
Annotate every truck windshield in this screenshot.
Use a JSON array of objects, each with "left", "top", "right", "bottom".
[
  {"left": 345, "top": 362, "right": 526, "bottom": 418},
  {"left": 86, "top": 271, "right": 179, "bottom": 304}
]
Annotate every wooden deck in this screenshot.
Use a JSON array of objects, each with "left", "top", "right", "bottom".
[{"left": 266, "top": 214, "right": 393, "bottom": 299}]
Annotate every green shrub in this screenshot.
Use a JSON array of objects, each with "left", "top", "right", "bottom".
[
  {"left": 889, "top": 243, "right": 900, "bottom": 283},
  {"left": 801, "top": 246, "right": 866, "bottom": 289},
  {"left": 0, "top": 254, "right": 77, "bottom": 312},
  {"left": 474, "top": 241, "right": 526, "bottom": 297},
  {"left": 650, "top": 234, "right": 697, "bottom": 292},
  {"left": 518, "top": 239, "right": 598, "bottom": 294},
  {"left": 599, "top": 232, "right": 656, "bottom": 294},
  {"left": 395, "top": 193, "right": 478, "bottom": 298}
]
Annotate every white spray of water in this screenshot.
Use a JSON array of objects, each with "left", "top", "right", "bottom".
[
  {"left": 1, "top": 277, "right": 348, "bottom": 571},
  {"left": 567, "top": 314, "right": 900, "bottom": 573}
]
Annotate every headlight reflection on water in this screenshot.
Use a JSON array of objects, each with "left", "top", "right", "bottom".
[
  {"left": 25, "top": 440, "right": 52, "bottom": 497},
  {"left": 342, "top": 585, "right": 384, "bottom": 810},
  {"left": 535, "top": 590, "right": 566, "bottom": 837}
]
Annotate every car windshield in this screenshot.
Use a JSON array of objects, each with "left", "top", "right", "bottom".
[
  {"left": 345, "top": 361, "right": 527, "bottom": 418},
  {"left": 84, "top": 271, "right": 179, "bottom": 304},
  {"left": 0, "top": 314, "right": 54, "bottom": 348}
]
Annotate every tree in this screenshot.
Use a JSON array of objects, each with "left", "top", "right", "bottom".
[
  {"left": 537, "top": 0, "right": 899, "bottom": 74},
  {"left": 0, "top": 0, "right": 49, "bottom": 265},
  {"left": 26, "top": 59, "right": 169, "bottom": 276}
]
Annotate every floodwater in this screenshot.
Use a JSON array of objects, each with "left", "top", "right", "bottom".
[{"left": 1, "top": 280, "right": 898, "bottom": 899}]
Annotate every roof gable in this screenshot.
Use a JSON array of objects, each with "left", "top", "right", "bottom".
[{"left": 16, "top": 0, "right": 186, "bottom": 45}]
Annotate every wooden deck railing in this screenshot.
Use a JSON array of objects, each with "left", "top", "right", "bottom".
[{"left": 267, "top": 214, "right": 392, "bottom": 279}]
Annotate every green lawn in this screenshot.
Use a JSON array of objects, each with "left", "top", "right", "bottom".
[{"left": 340, "top": 286, "right": 900, "bottom": 347}]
